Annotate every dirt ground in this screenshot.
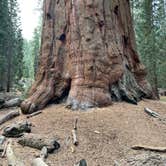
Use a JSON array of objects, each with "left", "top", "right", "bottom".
[{"left": 0, "top": 99, "right": 166, "bottom": 166}]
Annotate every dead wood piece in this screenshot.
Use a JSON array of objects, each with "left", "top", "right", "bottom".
[
  {"left": 3, "top": 98, "right": 22, "bottom": 108},
  {"left": 40, "top": 146, "right": 48, "bottom": 159},
  {"left": 74, "top": 159, "right": 87, "bottom": 166},
  {"left": 0, "top": 110, "right": 20, "bottom": 125},
  {"left": 72, "top": 118, "right": 78, "bottom": 146},
  {"left": 18, "top": 133, "right": 60, "bottom": 153},
  {"left": 26, "top": 111, "right": 42, "bottom": 119},
  {"left": 132, "top": 145, "right": 166, "bottom": 152},
  {"left": 0, "top": 135, "right": 5, "bottom": 145},
  {"left": 2, "top": 121, "right": 31, "bottom": 137},
  {"left": 6, "top": 140, "right": 25, "bottom": 166},
  {"left": 1, "top": 140, "right": 9, "bottom": 158},
  {"left": 144, "top": 108, "right": 160, "bottom": 118},
  {"left": 31, "top": 157, "right": 48, "bottom": 166},
  {"left": 32, "top": 146, "right": 48, "bottom": 166},
  {"left": 72, "top": 129, "right": 78, "bottom": 146}
]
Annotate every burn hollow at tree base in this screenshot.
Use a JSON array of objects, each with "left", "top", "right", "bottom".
[{"left": 21, "top": 0, "right": 156, "bottom": 114}]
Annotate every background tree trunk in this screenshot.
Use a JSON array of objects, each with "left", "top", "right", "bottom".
[{"left": 21, "top": 0, "right": 155, "bottom": 114}]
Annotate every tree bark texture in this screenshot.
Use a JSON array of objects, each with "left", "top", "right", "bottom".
[{"left": 21, "top": 0, "right": 155, "bottom": 114}]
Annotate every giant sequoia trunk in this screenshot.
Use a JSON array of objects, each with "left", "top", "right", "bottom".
[{"left": 21, "top": 0, "right": 155, "bottom": 114}]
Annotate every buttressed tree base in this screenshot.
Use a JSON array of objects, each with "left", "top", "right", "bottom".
[{"left": 21, "top": 0, "right": 155, "bottom": 114}]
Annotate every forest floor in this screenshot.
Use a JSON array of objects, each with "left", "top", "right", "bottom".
[{"left": 0, "top": 99, "right": 166, "bottom": 166}]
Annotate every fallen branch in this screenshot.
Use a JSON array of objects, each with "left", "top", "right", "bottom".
[
  {"left": 26, "top": 110, "right": 42, "bottom": 119},
  {"left": 72, "top": 118, "right": 78, "bottom": 146},
  {"left": 18, "top": 133, "right": 60, "bottom": 153},
  {"left": 144, "top": 108, "right": 160, "bottom": 118},
  {"left": 0, "top": 135, "right": 5, "bottom": 145},
  {"left": 0, "top": 110, "right": 20, "bottom": 125},
  {"left": 132, "top": 145, "right": 166, "bottom": 152},
  {"left": 1, "top": 140, "right": 9, "bottom": 158},
  {"left": 6, "top": 140, "right": 25, "bottom": 166},
  {"left": 3, "top": 98, "right": 22, "bottom": 108}
]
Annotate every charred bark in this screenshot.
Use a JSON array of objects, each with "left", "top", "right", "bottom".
[{"left": 21, "top": 0, "right": 155, "bottom": 114}]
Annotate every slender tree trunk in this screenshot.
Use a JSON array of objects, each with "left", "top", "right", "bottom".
[
  {"left": 21, "top": 0, "right": 155, "bottom": 114},
  {"left": 143, "top": 0, "right": 159, "bottom": 98},
  {"left": 6, "top": 45, "right": 12, "bottom": 92}
]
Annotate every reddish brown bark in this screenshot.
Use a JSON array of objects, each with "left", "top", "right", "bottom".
[{"left": 21, "top": 0, "right": 155, "bottom": 114}]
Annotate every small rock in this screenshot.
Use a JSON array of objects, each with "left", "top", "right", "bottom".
[{"left": 74, "top": 159, "right": 87, "bottom": 166}]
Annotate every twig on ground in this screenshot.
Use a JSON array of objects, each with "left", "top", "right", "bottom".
[
  {"left": 132, "top": 145, "right": 166, "bottom": 152},
  {"left": 144, "top": 108, "right": 160, "bottom": 118},
  {"left": 26, "top": 111, "right": 42, "bottom": 119},
  {"left": 72, "top": 118, "right": 78, "bottom": 146},
  {"left": 1, "top": 140, "right": 9, "bottom": 158}
]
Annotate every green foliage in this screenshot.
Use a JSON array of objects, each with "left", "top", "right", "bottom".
[
  {"left": 131, "top": 0, "right": 166, "bottom": 89},
  {"left": 22, "top": 16, "right": 42, "bottom": 80},
  {"left": 0, "top": 0, "right": 42, "bottom": 92},
  {"left": 21, "top": 1, "right": 42, "bottom": 94},
  {"left": 0, "top": 0, "right": 24, "bottom": 92}
]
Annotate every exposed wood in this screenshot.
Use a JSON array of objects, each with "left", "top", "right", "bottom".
[
  {"left": 31, "top": 146, "right": 48, "bottom": 166},
  {"left": 132, "top": 145, "right": 166, "bottom": 152},
  {"left": 18, "top": 133, "right": 60, "bottom": 153},
  {"left": 94, "top": 130, "right": 100, "bottom": 134},
  {"left": 40, "top": 146, "right": 48, "bottom": 160},
  {"left": 72, "top": 129, "right": 78, "bottom": 146},
  {"left": 6, "top": 140, "right": 25, "bottom": 166},
  {"left": 26, "top": 110, "right": 42, "bottom": 119},
  {"left": 144, "top": 107, "right": 160, "bottom": 118},
  {"left": 2, "top": 121, "right": 31, "bottom": 137},
  {"left": 74, "top": 119, "right": 78, "bottom": 130},
  {"left": 71, "top": 146, "right": 75, "bottom": 153},
  {"left": 1, "top": 140, "right": 9, "bottom": 158},
  {"left": 0, "top": 135, "right": 5, "bottom": 145},
  {"left": 31, "top": 158, "right": 48, "bottom": 166},
  {"left": 0, "top": 110, "right": 20, "bottom": 125},
  {"left": 72, "top": 119, "right": 78, "bottom": 146}
]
